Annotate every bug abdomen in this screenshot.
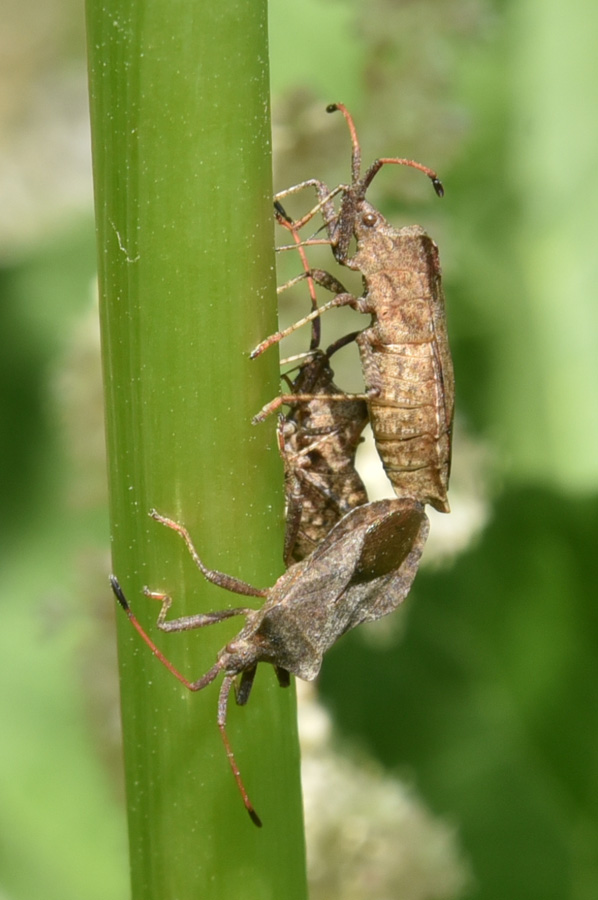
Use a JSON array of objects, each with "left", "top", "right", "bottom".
[{"left": 357, "top": 334, "right": 452, "bottom": 512}]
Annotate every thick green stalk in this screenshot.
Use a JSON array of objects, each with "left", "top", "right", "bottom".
[{"left": 85, "top": 2, "right": 307, "bottom": 898}]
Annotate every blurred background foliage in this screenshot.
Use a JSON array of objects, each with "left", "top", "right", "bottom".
[{"left": 1, "top": 0, "right": 597, "bottom": 898}]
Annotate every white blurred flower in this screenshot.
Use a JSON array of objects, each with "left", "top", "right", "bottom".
[{"left": 298, "top": 681, "right": 471, "bottom": 900}]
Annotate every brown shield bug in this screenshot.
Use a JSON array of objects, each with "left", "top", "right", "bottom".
[
  {"left": 252, "top": 104, "right": 454, "bottom": 513},
  {"left": 256, "top": 203, "right": 369, "bottom": 564},
  {"left": 111, "top": 497, "right": 429, "bottom": 826},
  {"left": 269, "top": 334, "right": 369, "bottom": 565}
]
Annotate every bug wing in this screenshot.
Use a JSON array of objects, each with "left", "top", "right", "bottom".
[
  {"left": 426, "top": 236, "right": 455, "bottom": 486},
  {"left": 253, "top": 500, "right": 426, "bottom": 681},
  {"left": 252, "top": 502, "right": 392, "bottom": 680},
  {"left": 351, "top": 499, "right": 427, "bottom": 581},
  {"left": 341, "top": 499, "right": 429, "bottom": 628}
]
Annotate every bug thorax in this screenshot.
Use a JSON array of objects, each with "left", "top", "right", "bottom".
[
  {"left": 354, "top": 210, "right": 432, "bottom": 279},
  {"left": 291, "top": 350, "right": 336, "bottom": 399}
]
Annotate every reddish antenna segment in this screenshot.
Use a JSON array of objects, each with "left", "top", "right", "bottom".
[{"left": 110, "top": 575, "right": 263, "bottom": 827}]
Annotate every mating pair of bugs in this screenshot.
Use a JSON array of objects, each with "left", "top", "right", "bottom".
[{"left": 111, "top": 104, "right": 454, "bottom": 826}]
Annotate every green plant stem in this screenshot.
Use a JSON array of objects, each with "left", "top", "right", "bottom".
[{"left": 85, "top": 2, "right": 307, "bottom": 897}]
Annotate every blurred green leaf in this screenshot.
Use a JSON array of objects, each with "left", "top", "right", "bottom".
[{"left": 322, "top": 488, "right": 598, "bottom": 899}]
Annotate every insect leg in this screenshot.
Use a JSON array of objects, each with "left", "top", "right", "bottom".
[
  {"left": 143, "top": 587, "right": 254, "bottom": 633},
  {"left": 275, "top": 202, "right": 320, "bottom": 349},
  {"left": 250, "top": 291, "right": 354, "bottom": 358},
  {"left": 234, "top": 664, "right": 257, "bottom": 706},
  {"left": 254, "top": 325, "right": 365, "bottom": 423},
  {"left": 274, "top": 179, "right": 343, "bottom": 233},
  {"left": 276, "top": 267, "right": 349, "bottom": 300},
  {"left": 149, "top": 509, "right": 268, "bottom": 599},
  {"left": 110, "top": 575, "right": 224, "bottom": 691},
  {"left": 274, "top": 667, "right": 291, "bottom": 688},
  {"left": 253, "top": 390, "right": 368, "bottom": 423},
  {"left": 280, "top": 434, "right": 305, "bottom": 567}
]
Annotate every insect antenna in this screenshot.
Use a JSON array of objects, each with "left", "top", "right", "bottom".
[
  {"left": 327, "top": 103, "right": 361, "bottom": 183},
  {"left": 110, "top": 576, "right": 223, "bottom": 691},
  {"left": 363, "top": 156, "right": 444, "bottom": 197},
  {"left": 110, "top": 575, "right": 262, "bottom": 826},
  {"left": 327, "top": 102, "right": 444, "bottom": 197},
  {"left": 218, "top": 674, "right": 263, "bottom": 827}
]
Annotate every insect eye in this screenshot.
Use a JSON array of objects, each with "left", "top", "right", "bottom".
[{"left": 362, "top": 212, "right": 377, "bottom": 227}]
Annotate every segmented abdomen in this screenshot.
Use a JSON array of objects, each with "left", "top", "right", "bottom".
[{"left": 357, "top": 331, "right": 453, "bottom": 513}]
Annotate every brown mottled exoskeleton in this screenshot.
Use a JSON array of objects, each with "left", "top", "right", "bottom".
[
  {"left": 256, "top": 204, "right": 369, "bottom": 564},
  {"left": 253, "top": 104, "right": 454, "bottom": 513},
  {"left": 111, "top": 497, "right": 429, "bottom": 826},
  {"left": 270, "top": 334, "right": 369, "bottom": 565}
]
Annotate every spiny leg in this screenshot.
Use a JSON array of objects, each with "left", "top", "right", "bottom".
[
  {"left": 149, "top": 509, "right": 267, "bottom": 599},
  {"left": 250, "top": 291, "right": 354, "bottom": 359},
  {"left": 253, "top": 326, "right": 365, "bottom": 421},
  {"left": 143, "top": 587, "right": 254, "bottom": 633},
  {"left": 275, "top": 268, "right": 348, "bottom": 303},
  {"left": 110, "top": 575, "right": 224, "bottom": 692},
  {"left": 276, "top": 272, "right": 316, "bottom": 294},
  {"left": 275, "top": 202, "right": 320, "bottom": 349},
  {"left": 277, "top": 419, "right": 305, "bottom": 566},
  {"left": 253, "top": 390, "right": 368, "bottom": 423},
  {"left": 274, "top": 179, "right": 343, "bottom": 234},
  {"left": 112, "top": 575, "right": 262, "bottom": 827},
  {"left": 274, "top": 208, "right": 359, "bottom": 369}
]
